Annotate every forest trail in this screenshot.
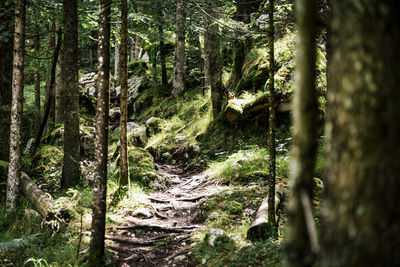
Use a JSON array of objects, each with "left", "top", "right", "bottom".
[{"left": 106, "top": 163, "right": 220, "bottom": 266}]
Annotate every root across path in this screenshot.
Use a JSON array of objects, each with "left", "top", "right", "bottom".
[{"left": 106, "top": 164, "right": 220, "bottom": 266}]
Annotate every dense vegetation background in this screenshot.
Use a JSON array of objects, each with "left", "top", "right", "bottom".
[{"left": 1, "top": 0, "right": 399, "bottom": 266}]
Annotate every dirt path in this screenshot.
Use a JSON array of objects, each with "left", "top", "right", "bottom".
[{"left": 106, "top": 164, "right": 219, "bottom": 266}]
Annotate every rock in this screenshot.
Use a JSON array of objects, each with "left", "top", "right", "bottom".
[
  {"left": 173, "top": 135, "right": 187, "bottom": 144},
  {"left": 132, "top": 207, "right": 153, "bottom": 219},
  {"left": 127, "top": 121, "right": 139, "bottom": 131},
  {"left": 208, "top": 228, "right": 225, "bottom": 246},
  {"left": 174, "top": 255, "right": 186, "bottom": 261},
  {"left": 145, "top": 117, "right": 163, "bottom": 136},
  {"left": 130, "top": 127, "right": 148, "bottom": 147},
  {"left": 208, "top": 211, "right": 219, "bottom": 221},
  {"left": 109, "top": 107, "right": 120, "bottom": 123},
  {"left": 189, "top": 143, "right": 201, "bottom": 157}
]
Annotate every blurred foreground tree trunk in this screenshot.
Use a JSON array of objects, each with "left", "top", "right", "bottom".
[
  {"left": 6, "top": 0, "right": 26, "bottom": 214},
  {"left": 267, "top": 0, "right": 277, "bottom": 237},
  {"left": 61, "top": 0, "right": 81, "bottom": 188},
  {"left": 88, "top": 0, "right": 111, "bottom": 265},
  {"left": 0, "top": 2, "right": 14, "bottom": 162},
  {"left": 321, "top": 1, "right": 400, "bottom": 266},
  {"left": 119, "top": 0, "right": 129, "bottom": 187},
  {"left": 285, "top": 0, "right": 319, "bottom": 266}
]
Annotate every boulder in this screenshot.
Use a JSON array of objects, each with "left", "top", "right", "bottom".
[{"left": 145, "top": 117, "right": 163, "bottom": 136}]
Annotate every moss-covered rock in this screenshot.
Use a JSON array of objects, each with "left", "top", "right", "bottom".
[
  {"left": 31, "top": 145, "right": 64, "bottom": 188},
  {"left": 145, "top": 117, "right": 163, "bottom": 136},
  {"left": 127, "top": 147, "right": 157, "bottom": 186},
  {"left": 226, "top": 200, "right": 243, "bottom": 215}
]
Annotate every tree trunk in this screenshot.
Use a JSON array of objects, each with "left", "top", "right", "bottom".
[
  {"left": 0, "top": 1, "right": 13, "bottom": 162},
  {"left": 34, "top": 70, "right": 41, "bottom": 131},
  {"left": 158, "top": 10, "right": 168, "bottom": 86},
  {"left": 119, "top": 0, "right": 129, "bottom": 187},
  {"left": 320, "top": 1, "right": 400, "bottom": 266},
  {"left": 32, "top": 31, "right": 62, "bottom": 156},
  {"left": 55, "top": 49, "right": 63, "bottom": 124},
  {"left": 34, "top": 19, "right": 41, "bottom": 132},
  {"left": 204, "top": 0, "right": 223, "bottom": 118},
  {"left": 20, "top": 172, "right": 70, "bottom": 229},
  {"left": 247, "top": 190, "right": 281, "bottom": 241},
  {"left": 285, "top": 0, "right": 319, "bottom": 265},
  {"left": 6, "top": 0, "right": 25, "bottom": 215},
  {"left": 267, "top": 0, "right": 277, "bottom": 238},
  {"left": 61, "top": 0, "right": 81, "bottom": 188},
  {"left": 45, "top": 23, "right": 56, "bottom": 131},
  {"left": 88, "top": 0, "right": 111, "bottom": 265},
  {"left": 114, "top": 39, "right": 120, "bottom": 81},
  {"left": 172, "top": 0, "right": 186, "bottom": 96}
]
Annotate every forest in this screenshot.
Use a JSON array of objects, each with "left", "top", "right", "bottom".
[{"left": 0, "top": 0, "right": 399, "bottom": 266}]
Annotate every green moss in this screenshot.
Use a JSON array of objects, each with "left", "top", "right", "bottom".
[{"left": 226, "top": 201, "right": 243, "bottom": 215}]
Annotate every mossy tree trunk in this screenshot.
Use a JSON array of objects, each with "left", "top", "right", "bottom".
[
  {"left": 114, "top": 39, "right": 120, "bottom": 81},
  {"left": 0, "top": 1, "right": 13, "bottom": 162},
  {"left": 88, "top": 0, "right": 111, "bottom": 265},
  {"left": 61, "top": 0, "right": 81, "bottom": 188},
  {"left": 119, "top": 0, "right": 129, "bottom": 187},
  {"left": 267, "top": 0, "right": 277, "bottom": 238},
  {"left": 172, "top": 0, "right": 186, "bottom": 96},
  {"left": 6, "top": 0, "right": 25, "bottom": 215},
  {"left": 285, "top": 0, "right": 319, "bottom": 266},
  {"left": 321, "top": 1, "right": 400, "bottom": 266},
  {"left": 204, "top": 0, "right": 223, "bottom": 118}
]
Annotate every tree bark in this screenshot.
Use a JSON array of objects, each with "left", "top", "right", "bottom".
[
  {"left": 20, "top": 172, "right": 70, "bottom": 229},
  {"left": 45, "top": 23, "right": 56, "bottom": 131},
  {"left": 320, "top": 1, "right": 400, "bottom": 266},
  {"left": 158, "top": 9, "right": 168, "bottom": 86},
  {"left": 114, "top": 39, "right": 120, "bottom": 81},
  {"left": 6, "top": 0, "right": 25, "bottom": 215},
  {"left": 119, "top": 0, "right": 129, "bottom": 187},
  {"left": 285, "top": 0, "right": 319, "bottom": 266},
  {"left": 204, "top": 0, "right": 223, "bottom": 118},
  {"left": 61, "top": 0, "right": 81, "bottom": 188},
  {"left": 267, "top": 0, "right": 277, "bottom": 238},
  {"left": 247, "top": 191, "right": 281, "bottom": 241},
  {"left": 34, "top": 19, "right": 41, "bottom": 132},
  {"left": 172, "top": 0, "right": 186, "bottom": 96},
  {"left": 32, "top": 31, "right": 62, "bottom": 156},
  {"left": 55, "top": 49, "right": 63, "bottom": 124},
  {"left": 0, "top": 1, "right": 13, "bottom": 161},
  {"left": 55, "top": 24, "right": 64, "bottom": 124},
  {"left": 88, "top": 0, "right": 111, "bottom": 265}
]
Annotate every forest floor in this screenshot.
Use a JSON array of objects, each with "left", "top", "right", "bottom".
[{"left": 106, "top": 162, "right": 223, "bottom": 266}]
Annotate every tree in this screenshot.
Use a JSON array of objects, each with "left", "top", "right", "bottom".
[
  {"left": 204, "top": 0, "right": 223, "bottom": 118},
  {"left": 88, "top": 0, "right": 111, "bottom": 265},
  {"left": 119, "top": 0, "right": 129, "bottom": 187},
  {"left": 61, "top": 0, "right": 81, "bottom": 188},
  {"left": 0, "top": 0, "right": 13, "bottom": 161},
  {"left": 172, "top": 0, "right": 186, "bottom": 96},
  {"left": 158, "top": 6, "right": 168, "bottom": 86},
  {"left": 320, "top": 1, "right": 400, "bottom": 266},
  {"left": 6, "top": 0, "right": 26, "bottom": 214},
  {"left": 267, "top": 0, "right": 277, "bottom": 237},
  {"left": 285, "top": 0, "right": 319, "bottom": 265}
]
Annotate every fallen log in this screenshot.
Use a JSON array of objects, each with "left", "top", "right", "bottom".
[
  {"left": 20, "top": 172, "right": 70, "bottom": 230},
  {"left": 247, "top": 191, "right": 281, "bottom": 241},
  {"left": 224, "top": 93, "right": 293, "bottom": 123}
]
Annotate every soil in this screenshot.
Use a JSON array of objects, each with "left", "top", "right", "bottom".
[{"left": 106, "top": 163, "right": 221, "bottom": 266}]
